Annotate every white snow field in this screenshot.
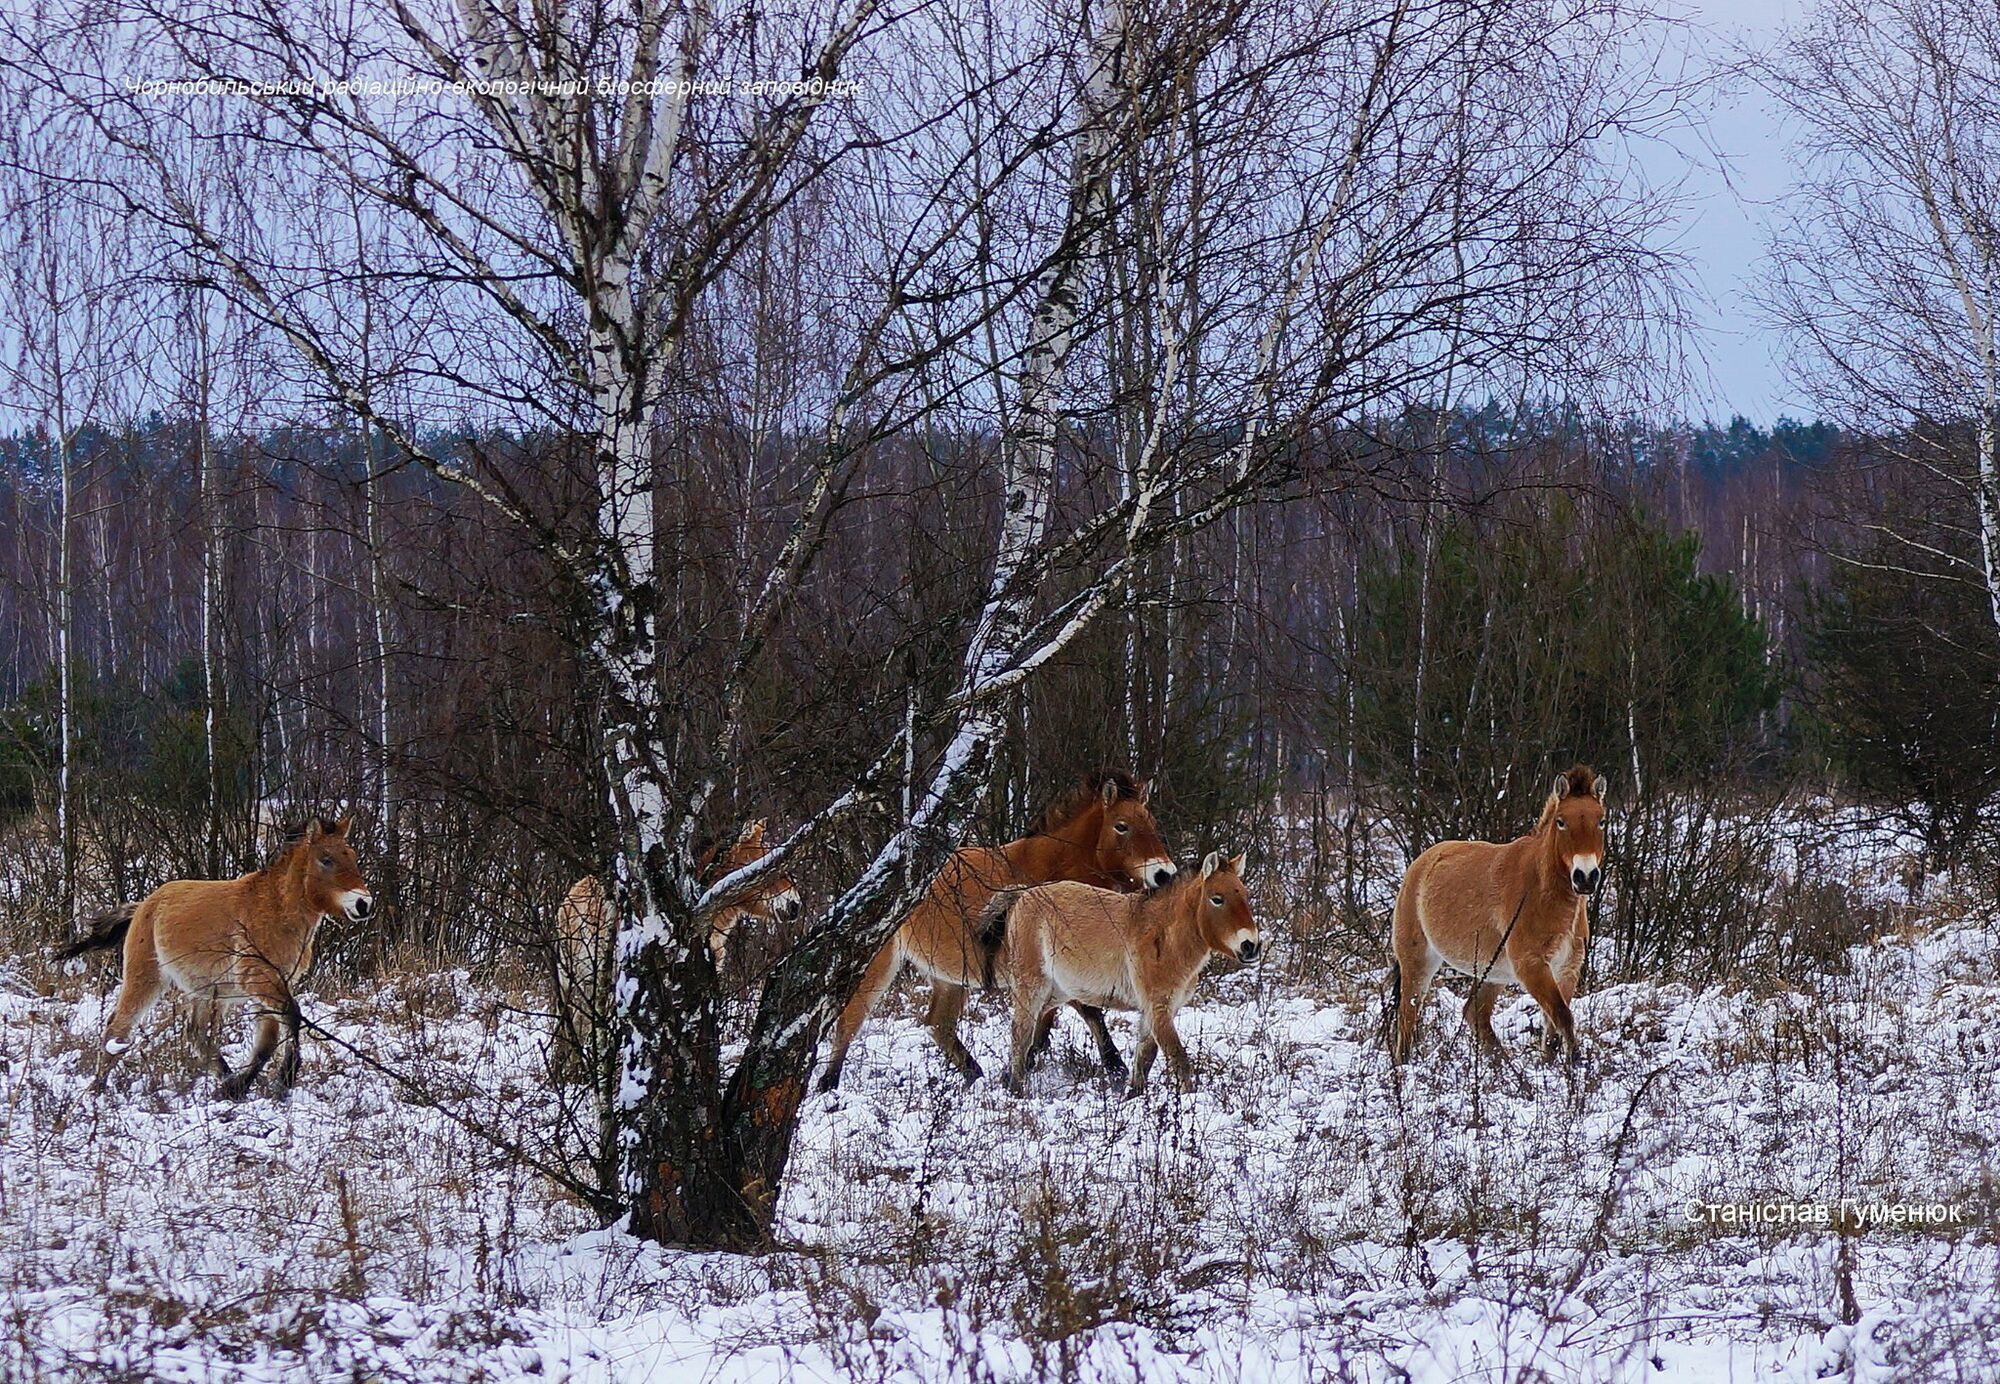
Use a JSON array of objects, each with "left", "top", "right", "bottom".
[{"left": 2, "top": 843, "right": 1996, "bottom": 1381}]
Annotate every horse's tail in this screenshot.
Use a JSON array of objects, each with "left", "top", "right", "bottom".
[
  {"left": 976, "top": 888, "right": 1026, "bottom": 990},
  {"left": 1380, "top": 956, "right": 1401, "bottom": 1048},
  {"left": 56, "top": 902, "right": 139, "bottom": 962}
]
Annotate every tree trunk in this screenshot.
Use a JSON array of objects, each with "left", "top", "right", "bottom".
[
  {"left": 194, "top": 294, "right": 223, "bottom": 877},
  {"left": 692, "top": 0, "right": 1136, "bottom": 1248}
]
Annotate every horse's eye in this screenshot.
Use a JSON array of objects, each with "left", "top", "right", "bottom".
[
  {"left": 1209, "top": 894, "right": 1224, "bottom": 906},
  {"left": 319, "top": 855, "right": 334, "bottom": 867},
  {"left": 1114, "top": 822, "right": 1130, "bottom": 834},
  {"left": 1555, "top": 818, "right": 1566, "bottom": 830}
]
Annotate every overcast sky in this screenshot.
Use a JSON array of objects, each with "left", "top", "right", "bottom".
[{"left": 1656, "top": 0, "right": 1814, "bottom": 425}]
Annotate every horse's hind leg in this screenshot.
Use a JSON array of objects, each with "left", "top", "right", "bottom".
[
  {"left": 1390, "top": 947, "right": 1442, "bottom": 1066},
  {"left": 1388, "top": 879, "right": 1442, "bottom": 1065},
  {"left": 91, "top": 935, "right": 164, "bottom": 1093},
  {"left": 193, "top": 994, "right": 233, "bottom": 1080},
  {"left": 817, "top": 937, "right": 902, "bottom": 1093},
  {"left": 1463, "top": 982, "right": 1503, "bottom": 1055},
  {"left": 1071, "top": 1004, "right": 1126, "bottom": 1078},
  {"left": 1003, "top": 991, "right": 1045, "bottom": 1095},
  {"left": 924, "top": 982, "right": 982, "bottom": 1083}
]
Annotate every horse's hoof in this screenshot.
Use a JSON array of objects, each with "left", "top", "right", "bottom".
[
  {"left": 814, "top": 1066, "right": 842, "bottom": 1095},
  {"left": 959, "top": 1060, "right": 984, "bottom": 1085}
]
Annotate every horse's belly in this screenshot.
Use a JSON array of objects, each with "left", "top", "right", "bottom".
[
  {"left": 1438, "top": 947, "right": 1516, "bottom": 986},
  {"left": 1043, "top": 953, "right": 1134, "bottom": 1011}
]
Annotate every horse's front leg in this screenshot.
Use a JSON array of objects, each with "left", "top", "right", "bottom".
[{"left": 1517, "top": 959, "right": 1579, "bottom": 1066}]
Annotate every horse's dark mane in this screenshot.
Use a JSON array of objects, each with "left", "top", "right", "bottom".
[
  {"left": 260, "top": 818, "right": 339, "bottom": 874},
  {"left": 1032, "top": 769, "right": 1144, "bottom": 834},
  {"left": 1534, "top": 765, "right": 1599, "bottom": 833}
]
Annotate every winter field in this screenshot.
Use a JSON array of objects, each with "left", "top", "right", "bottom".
[{"left": 2, "top": 815, "right": 1996, "bottom": 1383}]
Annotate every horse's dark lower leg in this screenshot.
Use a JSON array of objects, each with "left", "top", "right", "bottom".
[
  {"left": 1463, "top": 982, "right": 1503, "bottom": 1052},
  {"left": 1071, "top": 1004, "right": 1125, "bottom": 1077},
  {"left": 1518, "top": 964, "right": 1578, "bottom": 1065},
  {"left": 925, "top": 983, "right": 982, "bottom": 1082},
  {"left": 274, "top": 996, "right": 303, "bottom": 1095},
  {"left": 221, "top": 1010, "right": 283, "bottom": 1100},
  {"left": 817, "top": 940, "right": 901, "bottom": 1093}
]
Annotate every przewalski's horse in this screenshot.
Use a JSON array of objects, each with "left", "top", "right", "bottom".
[
  {"left": 983, "top": 850, "right": 1260, "bottom": 1096},
  {"left": 1388, "top": 765, "right": 1607, "bottom": 1067},
  {"left": 58, "top": 817, "right": 374, "bottom": 1099},
  {"left": 553, "top": 819, "right": 801, "bottom": 1075},
  {"left": 816, "top": 770, "right": 1176, "bottom": 1093}
]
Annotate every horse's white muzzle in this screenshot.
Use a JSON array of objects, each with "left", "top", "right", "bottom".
[
  {"left": 1231, "top": 929, "right": 1263, "bottom": 963},
  {"left": 341, "top": 890, "right": 375, "bottom": 922},
  {"left": 1569, "top": 853, "right": 1601, "bottom": 897},
  {"left": 1139, "top": 858, "right": 1177, "bottom": 890},
  {"left": 771, "top": 887, "right": 803, "bottom": 923}
]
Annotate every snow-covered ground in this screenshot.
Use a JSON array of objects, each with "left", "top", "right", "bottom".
[{"left": 3, "top": 843, "right": 1996, "bottom": 1381}]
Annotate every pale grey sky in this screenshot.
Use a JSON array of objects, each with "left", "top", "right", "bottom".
[{"left": 1655, "top": 0, "right": 1813, "bottom": 424}]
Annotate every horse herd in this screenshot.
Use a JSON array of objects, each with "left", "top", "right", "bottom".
[{"left": 54, "top": 764, "right": 1611, "bottom": 1101}]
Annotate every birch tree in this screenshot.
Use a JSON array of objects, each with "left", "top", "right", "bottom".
[
  {"left": 0, "top": 106, "right": 140, "bottom": 923},
  {"left": 1757, "top": 0, "right": 2000, "bottom": 641}
]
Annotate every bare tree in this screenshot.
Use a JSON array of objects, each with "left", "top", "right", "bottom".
[
  {"left": 1756, "top": 0, "right": 2000, "bottom": 640},
  {"left": 0, "top": 97, "right": 142, "bottom": 922}
]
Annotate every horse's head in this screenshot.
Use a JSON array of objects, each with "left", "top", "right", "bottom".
[
  {"left": 1192, "top": 850, "right": 1259, "bottom": 963},
  {"left": 703, "top": 819, "right": 803, "bottom": 926},
  {"left": 1544, "top": 766, "right": 1608, "bottom": 898},
  {"left": 1090, "top": 774, "right": 1176, "bottom": 890},
  {"left": 301, "top": 816, "right": 374, "bottom": 921}
]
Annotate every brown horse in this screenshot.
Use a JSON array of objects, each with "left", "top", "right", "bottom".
[
  {"left": 816, "top": 770, "right": 1175, "bottom": 1093},
  {"left": 553, "top": 819, "right": 801, "bottom": 1075},
  {"left": 1388, "top": 765, "right": 1606, "bottom": 1066},
  {"left": 983, "top": 850, "right": 1259, "bottom": 1096},
  {"left": 58, "top": 817, "right": 374, "bottom": 1098}
]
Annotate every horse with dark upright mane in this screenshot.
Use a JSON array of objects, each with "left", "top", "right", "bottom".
[
  {"left": 1388, "top": 765, "right": 1607, "bottom": 1066},
  {"left": 816, "top": 770, "right": 1175, "bottom": 1092},
  {"left": 59, "top": 816, "right": 374, "bottom": 1099}
]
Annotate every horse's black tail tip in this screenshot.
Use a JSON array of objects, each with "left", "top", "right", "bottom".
[{"left": 56, "top": 902, "right": 138, "bottom": 962}]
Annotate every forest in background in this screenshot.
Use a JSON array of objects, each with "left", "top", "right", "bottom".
[{"left": 0, "top": 405, "right": 1973, "bottom": 974}]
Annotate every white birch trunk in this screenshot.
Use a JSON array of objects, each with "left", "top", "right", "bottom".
[{"left": 194, "top": 297, "right": 222, "bottom": 873}]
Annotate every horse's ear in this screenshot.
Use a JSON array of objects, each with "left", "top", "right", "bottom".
[
  {"left": 332, "top": 815, "right": 354, "bottom": 837},
  {"left": 738, "top": 818, "right": 767, "bottom": 848},
  {"left": 304, "top": 819, "right": 325, "bottom": 843},
  {"left": 1551, "top": 772, "right": 1571, "bottom": 802},
  {"left": 1136, "top": 777, "right": 1153, "bottom": 806},
  {"left": 1592, "top": 775, "right": 1608, "bottom": 802},
  {"left": 1200, "top": 850, "right": 1225, "bottom": 878},
  {"left": 1101, "top": 779, "right": 1121, "bottom": 809},
  {"left": 1226, "top": 852, "right": 1246, "bottom": 877}
]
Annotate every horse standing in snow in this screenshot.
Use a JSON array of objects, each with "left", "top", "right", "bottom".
[
  {"left": 553, "top": 819, "right": 801, "bottom": 1077},
  {"left": 815, "top": 770, "right": 1177, "bottom": 1093},
  {"left": 1387, "top": 765, "right": 1607, "bottom": 1066},
  {"left": 59, "top": 816, "right": 374, "bottom": 1099},
  {"left": 981, "top": 849, "right": 1260, "bottom": 1096}
]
